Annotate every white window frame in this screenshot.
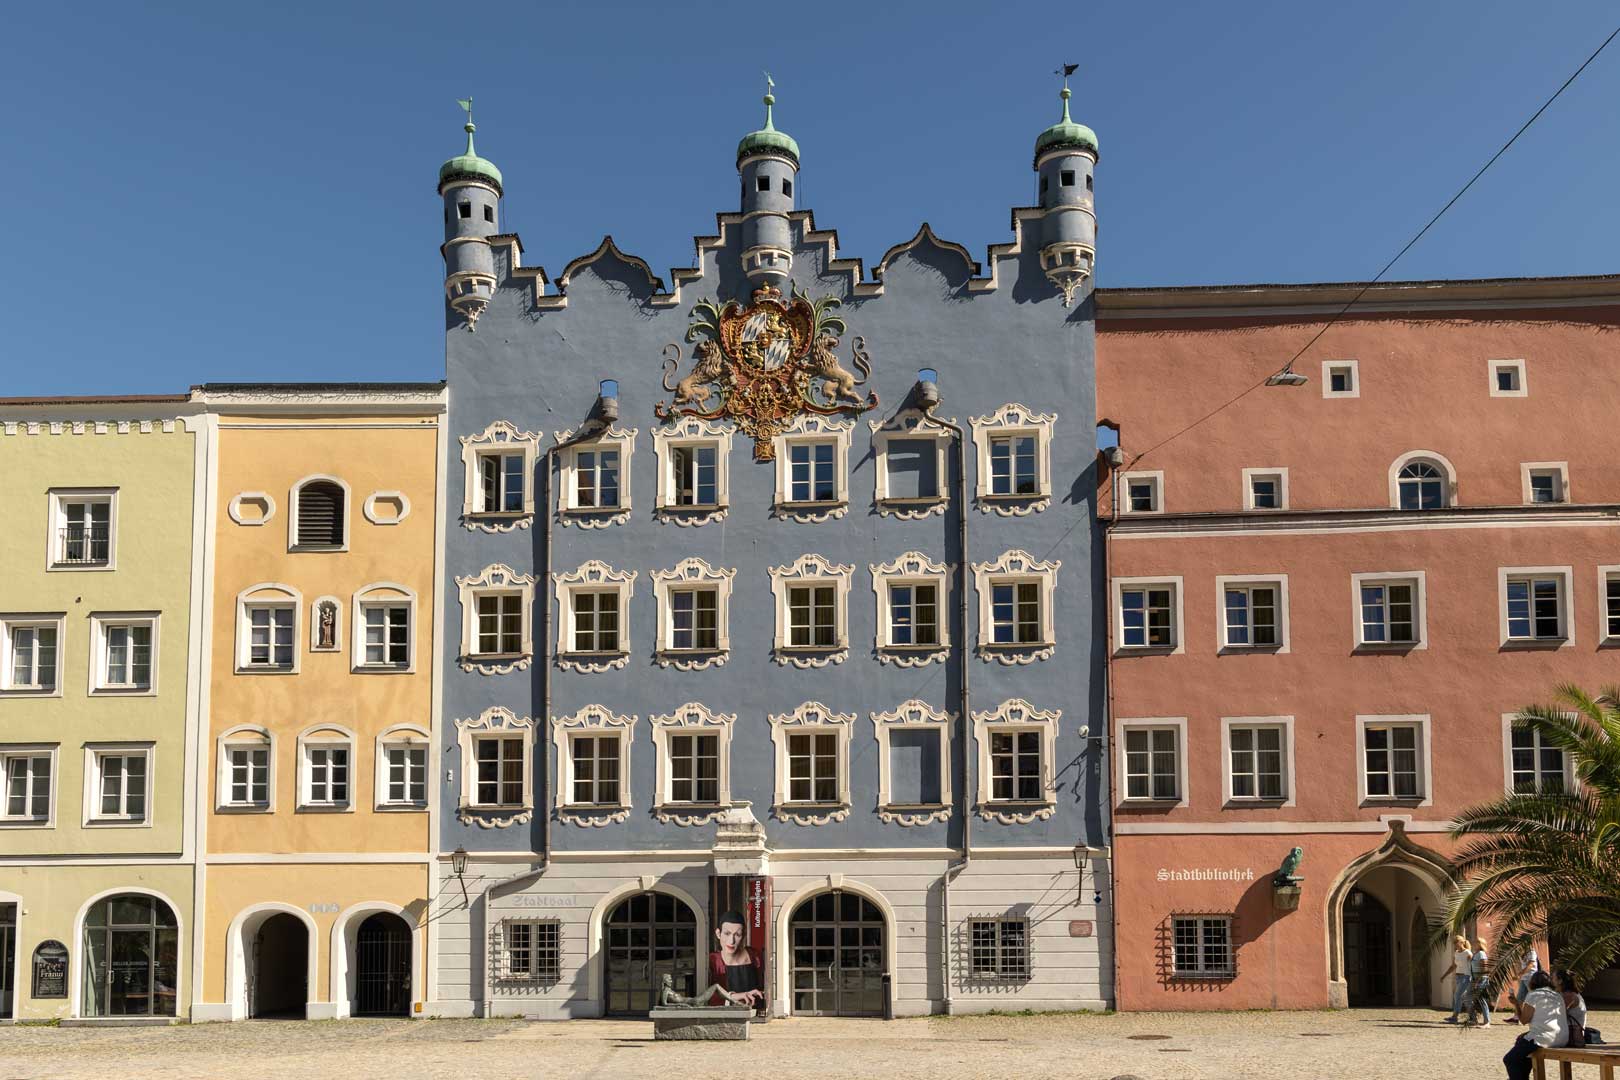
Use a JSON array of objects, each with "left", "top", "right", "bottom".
[
  {"left": 1350, "top": 572, "right": 1427, "bottom": 649},
  {"left": 769, "top": 701, "right": 855, "bottom": 824},
  {"left": 456, "top": 564, "right": 536, "bottom": 674},
  {"left": 651, "top": 557, "right": 735, "bottom": 670},
  {"left": 869, "top": 407, "right": 952, "bottom": 519},
  {"left": 1171, "top": 915, "right": 1235, "bottom": 978},
  {"left": 0, "top": 614, "right": 66, "bottom": 696},
  {"left": 1111, "top": 577, "right": 1183, "bottom": 654},
  {"left": 1321, "top": 360, "right": 1360, "bottom": 399},
  {"left": 873, "top": 699, "right": 953, "bottom": 825},
  {"left": 1355, "top": 714, "right": 1432, "bottom": 805},
  {"left": 1388, "top": 450, "right": 1458, "bottom": 510},
  {"left": 1116, "top": 717, "right": 1188, "bottom": 807},
  {"left": 1490, "top": 358, "right": 1528, "bottom": 398},
  {"left": 47, "top": 487, "right": 118, "bottom": 571},
  {"left": 1500, "top": 713, "right": 1577, "bottom": 797},
  {"left": 969, "top": 402, "right": 1055, "bottom": 514},
  {"left": 460, "top": 420, "right": 541, "bottom": 529},
  {"left": 967, "top": 916, "right": 1032, "bottom": 980},
  {"left": 287, "top": 473, "right": 352, "bottom": 553},
  {"left": 83, "top": 743, "right": 154, "bottom": 827},
  {"left": 0, "top": 745, "right": 58, "bottom": 827},
  {"left": 871, "top": 551, "right": 949, "bottom": 666},
  {"left": 1521, "top": 462, "right": 1569, "bottom": 505},
  {"left": 973, "top": 698, "right": 1060, "bottom": 823},
  {"left": 768, "top": 553, "right": 854, "bottom": 667},
  {"left": 1599, "top": 566, "right": 1620, "bottom": 644},
  {"left": 1215, "top": 575, "right": 1290, "bottom": 653},
  {"left": 296, "top": 726, "right": 355, "bottom": 812},
  {"left": 227, "top": 491, "right": 276, "bottom": 526},
  {"left": 235, "top": 583, "right": 301, "bottom": 674},
  {"left": 495, "top": 918, "right": 562, "bottom": 983},
  {"left": 552, "top": 704, "right": 636, "bottom": 823},
  {"left": 772, "top": 414, "right": 854, "bottom": 523},
  {"left": 653, "top": 416, "right": 733, "bottom": 525},
  {"left": 973, "top": 549, "right": 1060, "bottom": 662},
  {"left": 216, "top": 725, "right": 275, "bottom": 812},
  {"left": 1241, "top": 468, "right": 1289, "bottom": 511},
  {"left": 554, "top": 560, "right": 636, "bottom": 672},
  {"left": 650, "top": 702, "right": 735, "bottom": 824},
  {"left": 1498, "top": 565, "right": 1574, "bottom": 648},
  {"left": 351, "top": 583, "right": 417, "bottom": 674},
  {"left": 361, "top": 490, "right": 411, "bottom": 525},
  {"left": 1220, "top": 717, "right": 1295, "bottom": 806},
  {"left": 375, "top": 724, "right": 430, "bottom": 810},
  {"left": 455, "top": 706, "right": 535, "bottom": 817},
  {"left": 1119, "top": 470, "right": 1163, "bottom": 515},
  {"left": 555, "top": 425, "right": 636, "bottom": 526}
]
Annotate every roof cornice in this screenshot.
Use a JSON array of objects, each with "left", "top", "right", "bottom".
[{"left": 1096, "top": 274, "right": 1620, "bottom": 320}]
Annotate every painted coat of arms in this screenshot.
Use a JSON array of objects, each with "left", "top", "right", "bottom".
[{"left": 656, "top": 284, "right": 877, "bottom": 460}]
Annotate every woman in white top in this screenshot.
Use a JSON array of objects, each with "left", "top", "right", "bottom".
[
  {"left": 1444, "top": 936, "right": 1472, "bottom": 1023},
  {"left": 1503, "top": 971, "right": 1567, "bottom": 1080},
  {"left": 1470, "top": 946, "right": 1493, "bottom": 1026}
]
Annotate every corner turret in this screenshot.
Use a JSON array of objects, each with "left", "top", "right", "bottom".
[
  {"left": 737, "top": 76, "right": 799, "bottom": 289},
  {"left": 1033, "top": 75, "right": 1098, "bottom": 306},
  {"left": 439, "top": 98, "right": 503, "bottom": 330}
]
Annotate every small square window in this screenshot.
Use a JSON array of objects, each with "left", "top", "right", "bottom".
[
  {"left": 1523, "top": 464, "right": 1567, "bottom": 505},
  {"left": 781, "top": 178, "right": 792, "bottom": 197},
  {"left": 969, "top": 917, "right": 1030, "bottom": 979},
  {"left": 669, "top": 588, "right": 719, "bottom": 651},
  {"left": 786, "top": 730, "right": 840, "bottom": 804},
  {"left": 1226, "top": 724, "right": 1288, "bottom": 801},
  {"left": 380, "top": 742, "right": 428, "bottom": 806},
  {"left": 499, "top": 920, "right": 561, "bottom": 982},
  {"left": 569, "top": 734, "right": 623, "bottom": 806},
  {"left": 474, "top": 593, "right": 525, "bottom": 656},
  {"left": 888, "top": 583, "right": 941, "bottom": 647},
  {"left": 883, "top": 438, "right": 940, "bottom": 501},
  {"left": 302, "top": 744, "right": 351, "bottom": 808},
  {"left": 1124, "top": 726, "right": 1181, "bottom": 801},
  {"left": 1361, "top": 721, "right": 1424, "bottom": 800},
  {"left": 1, "top": 752, "right": 53, "bottom": 823},
  {"left": 572, "top": 448, "right": 622, "bottom": 510},
  {"left": 360, "top": 604, "right": 411, "bottom": 668},
  {"left": 51, "top": 493, "right": 114, "bottom": 568},
  {"left": 1172, "top": 916, "right": 1234, "bottom": 978},
  {"left": 1244, "top": 470, "right": 1286, "bottom": 511},
  {"left": 243, "top": 604, "right": 295, "bottom": 669},
  {"left": 458, "top": 202, "right": 472, "bottom": 219},
  {"left": 1322, "top": 360, "right": 1360, "bottom": 399},
  {"left": 1504, "top": 574, "right": 1565, "bottom": 641},
  {"left": 94, "top": 616, "right": 157, "bottom": 692},
  {"left": 1490, "top": 360, "right": 1527, "bottom": 397},
  {"left": 989, "top": 435, "right": 1039, "bottom": 496},
  {"left": 482, "top": 205, "right": 494, "bottom": 223},
  {"left": 1117, "top": 582, "right": 1178, "bottom": 650},
  {"left": 473, "top": 735, "right": 526, "bottom": 807},
  {"left": 90, "top": 749, "right": 150, "bottom": 823},
  {"left": 757, "top": 175, "right": 770, "bottom": 192},
  {"left": 1221, "top": 582, "right": 1284, "bottom": 649},
  {"left": 1330, "top": 367, "right": 1353, "bottom": 393},
  {"left": 2, "top": 618, "right": 62, "bottom": 693},
  {"left": 1060, "top": 169, "right": 1075, "bottom": 187},
  {"left": 223, "top": 744, "right": 270, "bottom": 808},
  {"left": 1357, "top": 577, "right": 1421, "bottom": 646},
  {"left": 787, "top": 440, "right": 839, "bottom": 503},
  {"left": 1121, "top": 472, "right": 1162, "bottom": 513},
  {"left": 1497, "top": 367, "right": 1520, "bottom": 393},
  {"left": 477, "top": 451, "right": 527, "bottom": 513}
]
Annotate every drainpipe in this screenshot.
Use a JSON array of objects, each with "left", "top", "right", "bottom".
[{"left": 1100, "top": 439, "right": 1124, "bottom": 1009}]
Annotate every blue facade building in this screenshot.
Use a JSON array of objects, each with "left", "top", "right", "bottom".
[{"left": 431, "top": 87, "right": 1110, "bottom": 1018}]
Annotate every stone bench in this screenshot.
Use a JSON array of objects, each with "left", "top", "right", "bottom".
[
  {"left": 650, "top": 1005, "right": 754, "bottom": 1041},
  {"left": 1534, "top": 1046, "right": 1620, "bottom": 1079}
]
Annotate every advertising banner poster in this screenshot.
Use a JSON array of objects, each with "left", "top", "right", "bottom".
[{"left": 709, "top": 875, "right": 771, "bottom": 1012}]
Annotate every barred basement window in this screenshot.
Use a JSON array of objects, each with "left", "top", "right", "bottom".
[
  {"left": 1171, "top": 915, "right": 1234, "bottom": 978},
  {"left": 498, "top": 919, "right": 561, "bottom": 982},
  {"left": 969, "top": 917, "right": 1030, "bottom": 979}
]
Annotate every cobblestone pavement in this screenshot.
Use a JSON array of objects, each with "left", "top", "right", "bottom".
[{"left": 2, "top": 1007, "right": 1614, "bottom": 1080}]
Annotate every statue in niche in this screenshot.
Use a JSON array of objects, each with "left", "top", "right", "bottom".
[{"left": 316, "top": 601, "right": 338, "bottom": 650}]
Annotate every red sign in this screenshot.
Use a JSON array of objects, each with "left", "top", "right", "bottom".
[
  {"left": 1068, "top": 920, "right": 1094, "bottom": 938},
  {"left": 746, "top": 876, "right": 771, "bottom": 953}
]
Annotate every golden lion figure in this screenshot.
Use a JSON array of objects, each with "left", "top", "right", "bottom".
[
  {"left": 663, "top": 339, "right": 728, "bottom": 410},
  {"left": 805, "top": 333, "right": 870, "bottom": 404}
]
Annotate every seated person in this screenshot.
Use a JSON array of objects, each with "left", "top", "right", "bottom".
[{"left": 708, "top": 910, "right": 766, "bottom": 1010}]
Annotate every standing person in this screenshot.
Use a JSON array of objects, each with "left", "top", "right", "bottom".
[
  {"left": 1469, "top": 942, "right": 1493, "bottom": 1027},
  {"left": 1444, "top": 936, "right": 1473, "bottom": 1023},
  {"left": 707, "top": 910, "right": 765, "bottom": 1011},
  {"left": 1506, "top": 949, "right": 1541, "bottom": 1022},
  {"left": 1503, "top": 971, "right": 1567, "bottom": 1080},
  {"left": 1555, "top": 971, "right": 1588, "bottom": 1047}
]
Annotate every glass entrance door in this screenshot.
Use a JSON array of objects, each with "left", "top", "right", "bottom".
[
  {"left": 82, "top": 894, "right": 179, "bottom": 1017},
  {"left": 0, "top": 904, "right": 14, "bottom": 1019},
  {"left": 790, "top": 890, "right": 886, "bottom": 1017},
  {"left": 603, "top": 892, "right": 697, "bottom": 1016}
]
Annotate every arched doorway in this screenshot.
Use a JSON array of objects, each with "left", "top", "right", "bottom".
[
  {"left": 250, "top": 913, "right": 309, "bottom": 1018},
  {"left": 789, "top": 889, "right": 887, "bottom": 1017},
  {"left": 1326, "top": 824, "right": 1454, "bottom": 1009},
  {"left": 0, "top": 902, "right": 15, "bottom": 1019},
  {"left": 1344, "top": 888, "right": 1393, "bottom": 1006},
  {"left": 353, "top": 913, "right": 411, "bottom": 1017},
  {"left": 81, "top": 893, "right": 179, "bottom": 1017},
  {"left": 604, "top": 891, "right": 698, "bottom": 1016}
]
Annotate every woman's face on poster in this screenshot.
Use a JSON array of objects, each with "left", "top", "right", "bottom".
[{"left": 716, "top": 921, "right": 745, "bottom": 953}]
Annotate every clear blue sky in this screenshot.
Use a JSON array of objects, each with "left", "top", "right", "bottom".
[{"left": 3, "top": 1, "right": 1616, "bottom": 396}]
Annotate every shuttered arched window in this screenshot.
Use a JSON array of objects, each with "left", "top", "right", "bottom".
[{"left": 296, "top": 481, "right": 345, "bottom": 547}]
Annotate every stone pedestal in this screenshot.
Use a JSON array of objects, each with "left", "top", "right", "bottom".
[
  {"left": 1273, "top": 884, "right": 1302, "bottom": 912},
  {"left": 651, "top": 1006, "right": 754, "bottom": 1040}
]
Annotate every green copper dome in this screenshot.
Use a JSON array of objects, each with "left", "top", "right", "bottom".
[
  {"left": 1033, "top": 88, "right": 1098, "bottom": 167},
  {"left": 440, "top": 122, "right": 504, "bottom": 194},
  {"left": 737, "top": 92, "right": 800, "bottom": 166}
]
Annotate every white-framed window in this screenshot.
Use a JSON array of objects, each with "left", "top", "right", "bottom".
[
  {"left": 1389, "top": 451, "right": 1456, "bottom": 510},
  {"left": 297, "top": 727, "right": 353, "bottom": 810},
  {"left": 235, "top": 584, "right": 300, "bottom": 673},
  {"left": 48, "top": 488, "right": 117, "bottom": 569},
  {"left": 1118, "top": 719, "right": 1186, "bottom": 804},
  {"left": 1356, "top": 715, "right": 1430, "bottom": 804},
  {"left": 1216, "top": 576, "right": 1289, "bottom": 651},
  {"left": 1, "top": 747, "right": 56, "bottom": 826},
  {"left": 973, "top": 550, "right": 1059, "bottom": 662},
  {"left": 968, "top": 917, "right": 1030, "bottom": 979},
  {"left": 217, "top": 725, "right": 274, "bottom": 811},
  {"left": 556, "top": 426, "right": 636, "bottom": 525},
  {"left": 1490, "top": 358, "right": 1527, "bottom": 398},
  {"left": 1118, "top": 470, "right": 1162, "bottom": 514},
  {"left": 552, "top": 705, "right": 635, "bottom": 821},
  {"left": 1499, "top": 566, "right": 1573, "bottom": 646},
  {"left": 651, "top": 703, "right": 735, "bottom": 821},
  {"left": 1322, "top": 360, "right": 1359, "bottom": 399},
  {"left": 873, "top": 700, "right": 952, "bottom": 822},
  {"left": 870, "top": 551, "right": 949, "bottom": 665},
  {"left": 772, "top": 415, "right": 854, "bottom": 522},
  {"left": 769, "top": 702, "right": 855, "bottom": 823},
  {"left": 972, "top": 699, "right": 1060, "bottom": 821},
  {"left": 288, "top": 474, "right": 350, "bottom": 551},
  {"left": 496, "top": 919, "right": 561, "bottom": 983},
  {"left": 456, "top": 564, "right": 536, "bottom": 673},
  {"left": 554, "top": 561, "right": 636, "bottom": 671},
  {"left": 1171, "top": 916, "right": 1234, "bottom": 978},
  {"left": 970, "top": 403, "right": 1055, "bottom": 514},
  {"left": 1, "top": 615, "right": 65, "bottom": 695},
  {"left": 1601, "top": 567, "right": 1620, "bottom": 643},
  {"left": 352, "top": 584, "right": 416, "bottom": 673},
  {"left": 1112, "top": 578, "right": 1182, "bottom": 653},
  {"left": 1221, "top": 718, "right": 1294, "bottom": 805},
  {"left": 768, "top": 554, "right": 854, "bottom": 667},
  {"left": 1351, "top": 573, "right": 1426, "bottom": 648},
  {"left": 376, "top": 725, "right": 429, "bottom": 809},
  {"left": 653, "top": 416, "right": 733, "bottom": 525},
  {"left": 1242, "top": 468, "right": 1288, "bottom": 511},
  {"left": 869, "top": 407, "right": 952, "bottom": 518},
  {"left": 1521, "top": 462, "right": 1568, "bottom": 505},
  {"left": 1501, "top": 715, "right": 1573, "bottom": 796},
  {"left": 460, "top": 420, "right": 541, "bottom": 526},
  {"left": 85, "top": 745, "right": 152, "bottom": 825},
  {"left": 87, "top": 613, "right": 158, "bottom": 694},
  {"left": 651, "top": 558, "right": 735, "bottom": 670},
  {"left": 456, "top": 706, "right": 535, "bottom": 813}
]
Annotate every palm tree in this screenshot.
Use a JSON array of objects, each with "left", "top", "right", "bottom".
[{"left": 1441, "top": 684, "right": 1620, "bottom": 996}]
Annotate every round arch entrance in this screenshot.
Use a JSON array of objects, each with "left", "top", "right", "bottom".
[
  {"left": 1327, "top": 826, "right": 1453, "bottom": 1009},
  {"left": 80, "top": 892, "right": 180, "bottom": 1018},
  {"left": 353, "top": 913, "right": 412, "bottom": 1017},
  {"left": 603, "top": 891, "right": 698, "bottom": 1017},
  {"left": 788, "top": 889, "right": 887, "bottom": 1017},
  {"left": 250, "top": 914, "right": 309, "bottom": 1018}
]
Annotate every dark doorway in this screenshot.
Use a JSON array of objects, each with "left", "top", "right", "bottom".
[
  {"left": 353, "top": 913, "right": 411, "bottom": 1017},
  {"left": 250, "top": 913, "right": 308, "bottom": 1019},
  {"left": 789, "top": 890, "right": 887, "bottom": 1017},
  {"left": 0, "top": 904, "right": 14, "bottom": 1019},
  {"left": 603, "top": 891, "right": 697, "bottom": 1016},
  {"left": 1344, "top": 888, "right": 1393, "bottom": 1006}
]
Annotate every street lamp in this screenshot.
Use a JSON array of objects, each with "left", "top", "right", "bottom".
[{"left": 451, "top": 845, "right": 470, "bottom": 905}]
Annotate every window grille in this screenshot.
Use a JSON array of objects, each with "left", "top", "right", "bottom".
[
  {"left": 496, "top": 919, "right": 561, "bottom": 983},
  {"left": 1171, "top": 915, "right": 1235, "bottom": 978},
  {"left": 968, "top": 917, "right": 1031, "bottom": 979}
]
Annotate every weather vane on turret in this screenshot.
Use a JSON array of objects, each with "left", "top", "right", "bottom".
[{"left": 1054, "top": 62, "right": 1078, "bottom": 88}]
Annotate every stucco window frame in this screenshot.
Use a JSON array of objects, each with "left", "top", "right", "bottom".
[
  {"left": 460, "top": 420, "right": 541, "bottom": 532},
  {"left": 1241, "top": 468, "right": 1289, "bottom": 511},
  {"left": 227, "top": 491, "right": 276, "bottom": 527},
  {"left": 0, "top": 744, "right": 59, "bottom": 828},
  {"left": 973, "top": 549, "right": 1060, "bottom": 664},
  {"left": 296, "top": 724, "right": 357, "bottom": 814},
  {"left": 1118, "top": 470, "right": 1164, "bottom": 515},
  {"left": 0, "top": 613, "right": 67, "bottom": 698},
  {"left": 1497, "top": 564, "right": 1574, "bottom": 649},
  {"left": 456, "top": 564, "right": 536, "bottom": 674},
  {"left": 350, "top": 583, "right": 417, "bottom": 675},
  {"left": 650, "top": 702, "right": 735, "bottom": 825},
  {"left": 1350, "top": 571, "right": 1428, "bottom": 651},
  {"left": 455, "top": 706, "right": 535, "bottom": 825},
  {"left": 554, "top": 425, "right": 637, "bottom": 528},
  {"left": 361, "top": 490, "right": 412, "bottom": 526},
  {"left": 1388, "top": 450, "right": 1458, "bottom": 510},
  {"left": 769, "top": 701, "right": 855, "bottom": 825},
  {"left": 1355, "top": 714, "right": 1432, "bottom": 807},
  {"left": 1489, "top": 358, "right": 1528, "bottom": 398},
  {"left": 973, "top": 698, "right": 1060, "bottom": 823},
  {"left": 82, "top": 742, "right": 156, "bottom": 828},
  {"left": 46, "top": 487, "right": 119, "bottom": 572},
  {"left": 553, "top": 705, "right": 636, "bottom": 825},
  {"left": 374, "top": 723, "right": 430, "bottom": 811},
  {"left": 869, "top": 407, "right": 953, "bottom": 519},
  {"left": 873, "top": 699, "right": 953, "bottom": 826},
  {"left": 653, "top": 416, "right": 734, "bottom": 526},
  {"left": 871, "top": 551, "right": 950, "bottom": 667},
  {"left": 1219, "top": 716, "right": 1295, "bottom": 807},
  {"left": 287, "top": 473, "right": 352, "bottom": 553},
  {"left": 1214, "top": 574, "right": 1290, "bottom": 654},
  {"left": 554, "top": 561, "right": 636, "bottom": 673},
  {"left": 1499, "top": 712, "right": 1578, "bottom": 797},
  {"left": 1115, "top": 716, "right": 1189, "bottom": 808},
  {"left": 1520, "top": 461, "right": 1569, "bottom": 505},
  {"left": 216, "top": 724, "right": 276, "bottom": 813},
  {"left": 769, "top": 553, "right": 855, "bottom": 668},
  {"left": 969, "top": 402, "right": 1055, "bottom": 516},
  {"left": 1598, "top": 566, "right": 1620, "bottom": 645},
  {"left": 771, "top": 414, "right": 855, "bottom": 523},
  {"left": 234, "top": 583, "right": 302, "bottom": 675},
  {"left": 1321, "top": 359, "right": 1360, "bottom": 399},
  {"left": 651, "top": 557, "right": 735, "bottom": 671},
  {"left": 1112, "top": 576, "right": 1183, "bottom": 655}
]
